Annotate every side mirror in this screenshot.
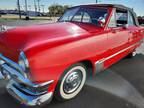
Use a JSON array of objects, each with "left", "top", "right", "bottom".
[{"left": 98, "top": 17, "right": 106, "bottom": 27}]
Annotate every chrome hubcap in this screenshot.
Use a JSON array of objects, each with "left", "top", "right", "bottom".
[
  {"left": 132, "top": 51, "right": 137, "bottom": 57},
  {"left": 63, "top": 71, "right": 82, "bottom": 94}
]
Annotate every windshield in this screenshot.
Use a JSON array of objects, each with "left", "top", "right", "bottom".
[{"left": 58, "top": 7, "right": 108, "bottom": 27}]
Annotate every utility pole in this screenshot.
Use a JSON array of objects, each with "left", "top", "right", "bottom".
[
  {"left": 17, "top": 0, "right": 21, "bottom": 19},
  {"left": 34, "top": 0, "right": 37, "bottom": 16},
  {"left": 41, "top": 5, "right": 45, "bottom": 13},
  {"left": 28, "top": 5, "right": 31, "bottom": 11},
  {"left": 96, "top": 0, "right": 101, "bottom": 3},
  {"left": 37, "top": 0, "right": 41, "bottom": 12},
  {"left": 25, "top": 0, "right": 28, "bottom": 13},
  {"left": 25, "top": 0, "right": 29, "bottom": 20},
  {"left": 96, "top": 0, "right": 98, "bottom": 3}
]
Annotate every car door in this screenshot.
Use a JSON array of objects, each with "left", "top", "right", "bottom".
[
  {"left": 70, "top": 7, "right": 110, "bottom": 73},
  {"left": 105, "top": 8, "right": 130, "bottom": 68},
  {"left": 127, "top": 11, "right": 142, "bottom": 45}
]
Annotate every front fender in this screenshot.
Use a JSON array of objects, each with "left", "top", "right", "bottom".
[{"left": 25, "top": 33, "right": 106, "bottom": 92}]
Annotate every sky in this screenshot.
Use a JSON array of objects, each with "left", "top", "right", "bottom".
[{"left": 0, "top": 0, "right": 144, "bottom": 16}]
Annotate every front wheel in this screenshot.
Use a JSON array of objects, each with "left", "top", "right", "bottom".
[{"left": 54, "top": 63, "right": 87, "bottom": 101}]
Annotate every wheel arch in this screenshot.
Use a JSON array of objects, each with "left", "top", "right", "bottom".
[{"left": 78, "top": 60, "right": 95, "bottom": 77}]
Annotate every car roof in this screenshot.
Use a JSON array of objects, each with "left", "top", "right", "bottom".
[
  {"left": 73, "top": 4, "right": 133, "bottom": 11},
  {"left": 68, "top": 4, "right": 139, "bottom": 26}
]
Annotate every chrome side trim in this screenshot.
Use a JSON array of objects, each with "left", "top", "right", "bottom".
[
  {"left": 95, "top": 58, "right": 105, "bottom": 73},
  {"left": 95, "top": 41, "right": 141, "bottom": 73}
]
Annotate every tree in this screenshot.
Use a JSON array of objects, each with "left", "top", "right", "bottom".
[
  {"left": 63, "top": 5, "right": 70, "bottom": 12},
  {"left": 48, "top": 4, "right": 70, "bottom": 17},
  {"left": 138, "top": 16, "right": 142, "bottom": 19}
]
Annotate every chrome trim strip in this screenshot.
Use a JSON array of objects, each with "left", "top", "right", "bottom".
[
  {"left": 95, "top": 59, "right": 105, "bottom": 73},
  {"left": 95, "top": 41, "right": 141, "bottom": 73}
]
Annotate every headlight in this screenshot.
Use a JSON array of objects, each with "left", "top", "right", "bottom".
[{"left": 18, "top": 51, "right": 29, "bottom": 72}]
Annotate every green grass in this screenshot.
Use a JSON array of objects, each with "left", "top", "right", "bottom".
[
  {"left": 0, "top": 18, "right": 17, "bottom": 21},
  {"left": 0, "top": 18, "right": 22, "bottom": 24},
  {"left": 0, "top": 14, "right": 53, "bottom": 21}
]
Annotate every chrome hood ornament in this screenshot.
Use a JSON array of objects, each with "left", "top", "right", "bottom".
[
  {"left": 0, "top": 25, "right": 7, "bottom": 32},
  {"left": 0, "top": 25, "right": 16, "bottom": 32}
]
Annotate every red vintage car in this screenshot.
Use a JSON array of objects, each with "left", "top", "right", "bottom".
[{"left": 0, "top": 4, "right": 144, "bottom": 106}]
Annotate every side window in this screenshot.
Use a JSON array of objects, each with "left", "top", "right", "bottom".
[
  {"left": 108, "top": 9, "right": 117, "bottom": 27},
  {"left": 108, "top": 8, "right": 129, "bottom": 28},
  {"left": 72, "top": 12, "right": 83, "bottom": 22},
  {"left": 72, "top": 11, "right": 91, "bottom": 23},
  {"left": 82, "top": 12, "right": 91, "bottom": 23},
  {"left": 128, "top": 11, "right": 136, "bottom": 26},
  {"left": 59, "top": 7, "right": 79, "bottom": 22},
  {"left": 70, "top": 7, "right": 108, "bottom": 27},
  {"left": 116, "top": 9, "right": 128, "bottom": 27}
]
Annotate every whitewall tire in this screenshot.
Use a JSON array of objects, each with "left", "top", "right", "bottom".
[{"left": 55, "top": 63, "right": 87, "bottom": 101}]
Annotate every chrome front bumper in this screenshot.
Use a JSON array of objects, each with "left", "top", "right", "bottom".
[
  {"left": 0, "top": 54, "right": 54, "bottom": 106},
  {"left": 7, "top": 80, "right": 53, "bottom": 106}
]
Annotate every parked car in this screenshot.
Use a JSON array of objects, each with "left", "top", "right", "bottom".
[
  {"left": 0, "top": 10, "right": 7, "bottom": 15},
  {"left": 138, "top": 17, "right": 144, "bottom": 25},
  {"left": 0, "top": 4, "right": 144, "bottom": 106}
]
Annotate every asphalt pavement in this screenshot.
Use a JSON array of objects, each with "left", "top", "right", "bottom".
[{"left": 0, "top": 20, "right": 144, "bottom": 108}]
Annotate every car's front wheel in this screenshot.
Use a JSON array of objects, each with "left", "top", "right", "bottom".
[{"left": 55, "top": 63, "right": 87, "bottom": 101}]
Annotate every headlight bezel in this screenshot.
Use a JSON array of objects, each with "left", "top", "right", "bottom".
[{"left": 18, "top": 51, "right": 29, "bottom": 73}]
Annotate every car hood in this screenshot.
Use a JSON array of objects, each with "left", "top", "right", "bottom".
[{"left": 0, "top": 22, "right": 102, "bottom": 60}]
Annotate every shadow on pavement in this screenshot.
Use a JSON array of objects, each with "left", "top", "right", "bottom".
[{"left": 0, "top": 85, "right": 135, "bottom": 108}]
